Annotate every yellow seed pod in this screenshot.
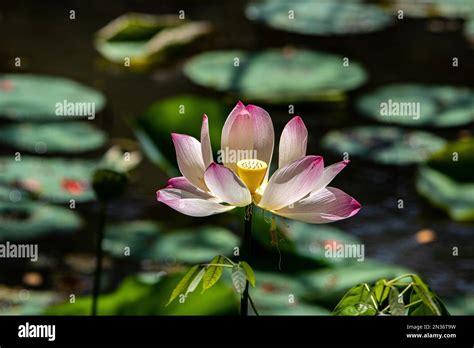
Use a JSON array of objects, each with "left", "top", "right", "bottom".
[{"left": 236, "top": 159, "right": 267, "bottom": 194}]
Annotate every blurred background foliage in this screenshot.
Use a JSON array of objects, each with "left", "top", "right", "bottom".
[{"left": 0, "top": 0, "right": 472, "bottom": 315}]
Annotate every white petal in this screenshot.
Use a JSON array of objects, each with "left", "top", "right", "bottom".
[
  {"left": 204, "top": 163, "right": 252, "bottom": 206},
  {"left": 157, "top": 188, "right": 235, "bottom": 217},
  {"left": 258, "top": 155, "right": 324, "bottom": 211},
  {"left": 278, "top": 116, "right": 308, "bottom": 168},
  {"left": 200, "top": 114, "right": 213, "bottom": 168},
  {"left": 273, "top": 187, "right": 361, "bottom": 223},
  {"left": 172, "top": 133, "right": 207, "bottom": 191},
  {"left": 311, "top": 160, "right": 349, "bottom": 194}
]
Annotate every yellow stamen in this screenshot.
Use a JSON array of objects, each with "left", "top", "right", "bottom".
[{"left": 236, "top": 159, "right": 267, "bottom": 194}]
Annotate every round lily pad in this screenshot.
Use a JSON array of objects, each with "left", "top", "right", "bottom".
[
  {"left": 321, "top": 126, "right": 447, "bottom": 165},
  {"left": 0, "top": 156, "right": 97, "bottom": 203},
  {"left": 280, "top": 221, "right": 362, "bottom": 266},
  {"left": 246, "top": 0, "right": 393, "bottom": 35},
  {"left": 135, "top": 95, "right": 228, "bottom": 174},
  {"left": 153, "top": 227, "right": 239, "bottom": 264},
  {"left": 94, "top": 13, "right": 212, "bottom": 66},
  {"left": 103, "top": 221, "right": 162, "bottom": 259},
  {"left": 0, "top": 201, "right": 82, "bottom": 242},
  {"left": 382, "top": 0, "right": 474, "bottom": 19},
  {"left": 184, "top": 49, "right": 368, "bottom": 103},
  {"left": 0, "top": 122, "right": 107, "bottom": 154},
  {"left": 0, "top": 74, "right": 105, "bottom": 121},
  {"left": 416, "top": 137, "right": 474, "bottom": 222},
  {"left": 356, "top": 84, "right": 474, "bottom": 127},
  {"left": 297, "top": 261, "right": 411, "bottom": 304}
]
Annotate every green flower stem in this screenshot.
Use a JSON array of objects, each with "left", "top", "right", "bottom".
[
  {"left": 91, "top": 200, "right": 107, "bottom": 316},
  {"left": 240, "top": 204, "right": 253, "bottom": 317}
]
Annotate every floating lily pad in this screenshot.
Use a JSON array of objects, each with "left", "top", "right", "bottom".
[
  {"left": 0, "top": 201, "right": 82, "bottom": 242},
  {"left": 0, "top": 156, "right": 97, "bottom": 203},
  {"left": 381, "top": 0, "right": 474, "bottom": 19},
  {"left": 246, "top": 0, "right": 392, "bottom": 35},
  {"left": 465, "top": 19, "right": 474, "bottom": 46},
  {"left": 0, "top": 122, "right": 107, "bottom": 154},
  {"left": 280, "top": 221, "right": 362, "bottom": 266},
  {"left": 94, "top": 13, "right": 211, "bottom": 66},
  {"left": 416, "top": 137, "right": 474, "bottom": 222},
  {"left": 135, "top": 95, "right": 228, "bottom": 175},
  {"left": 0, "top": 74, "right": 105, "bottom": 121},
  {"left": 184, "top": 49, "right": 368, "bottom": 103},
  {"left": 153, "top": 227, "right": 239, "bottom": 264},
  {"left": 297, "top": 261, "right": 411, "bottom": 305},
  {"left": 356, "top": 84, "right": 474, "bottom": 127},
  {"left": 321, "top": 126, "right": 447, "bottom": 165},
  {"left": 103, "top": 221, "right": 162, "bottom": 260}
]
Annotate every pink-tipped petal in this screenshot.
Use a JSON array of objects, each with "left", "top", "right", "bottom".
[
  {"left": 221, "top": 103, "right": 254, "bottom": 171},
  {"left": 157, "top": 188, "right": 235, "bottom": 217},
  {"left": 167, "top": 176, "right": 215, "bottom": 200},
  {"left": 200, "top": 115, "right": 213, "bottom": 168},
  {"left": 172, "top": 133, "right": 207, "bottom": 191},
  {"left": 311, "top": 160, "right": 350, "bottom": 194},
  {"left": 220, "top": 102, "right": 274, "bottom": 173},
  {"left": 258, "top": 155, "right": 324, "bottom": 211},
  {"left": 204, "top": 163, "right": 252, "bottom": 206},
  {"left": 278, "top": 116, "right": 308, "bottom": 168},
  {"left": 246, "top": 104, "right": 274, "bottom": 173},
  {"left": 273, "top": 187, "right": 361, "bottom": 223}
]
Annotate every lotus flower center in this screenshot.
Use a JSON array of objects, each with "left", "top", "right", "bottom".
[{"left": 236, "top": 159, "right": 268, "bottom": 194}]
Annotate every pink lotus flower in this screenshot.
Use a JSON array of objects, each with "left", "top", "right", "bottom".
[{"left": 157, "top": 102, "right": 360, "bottom": 223}]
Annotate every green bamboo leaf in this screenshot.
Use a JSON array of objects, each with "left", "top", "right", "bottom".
[
  {"left": 202, "top": 255, "right": 225, "bottom": 293},
  {"left": 166, "top": 265, "right": 199, "bottom": 305},
  {"left": 408, "top": 275, "right": 450, "bottom": 316},
  {"left": 231, "top": 265, "right": 247, "bottom": 297},
  {"left": 389, "top": 287, "right": 405, "bottom": 316},
  {"left": 240, "top": 261, "right": 256, "bottom": 287},
  {"left": 186, "top": 267, "right": 206, "bottom": 296},
  {"left": 332, "top": 283, "right": 377, "bottom": 316}
]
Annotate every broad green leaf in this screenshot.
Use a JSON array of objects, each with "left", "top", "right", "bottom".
[
  {"left": 94, "top": 13, "right": 211, "bottom": 66},
  {"left": 231, "top": 265, "right": 247, "bottom": 297},
  {"left": 0, "top": 74, "right": 105, "bottom": 121},
  {"left": 332, "top": 283, "right": 377, "bottom": 316},
  {"left": 356, "top": 84, "right": 474, "bottom": 127},
  {"left": 186, "top": 267, "right": 206, "bottom": 296},
  {"left": 167, "top": 265, "right": 199, "bottom": 305},
  {"left": 0, "top": 201, "right": 82, "bottom": 242},
  {"left": 0, "top": 156, "right": 97, "bottom": 203},
  {"left": 321, "top": 126, "right": 446, "bottom": 165},
  {"left": 0, "top": 122, "right": 106, "bottom": 154},
  {"left": 240, "top": 261, "right": 256, "bottom": 287},
  {"left": 184, "top": 49, "right": 367, "bottom": 104},
  {"left": 408, "top": 275, "right": 449, "bottom": 316},
  {"left": 389, "top": 287, "right": 405, "bottom": 316},
  {"left": 246, "top": 0, "right": 392, "bottom": 35},
  {"left": 202, "top": 255, "right": 225, "bottom": 292},
  {"left": 373, "top": 279, "right": 390, "bottom": 307}
]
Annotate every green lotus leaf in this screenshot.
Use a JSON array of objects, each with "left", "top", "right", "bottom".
[
  {"left": 0, "top": 74, "right": 105, "bottom": 121},
  {"left": 0, "top": 287, "right": 60, "bottom": 315},
  {"left": 103, "top": 220, "right": 162, "bottom": 260},
  {"left": 381, "top": 0, "right": 474, "bottom": 19},
  {"left": 184, "top": 49, "right": 368, "bottom": 103},
  {"left": 356, "top": 84, "right": 474, "bottom": 127},
  {"left": 0, "top": 156, "right": 97, "bottom": 203},
  {"left": 297, "top": 261, "right": 412, "bottom": 305},
  {"left": 0, "top": 201, "right": 82, "bottom": 242},
  {"left": 0, "top": 122, "right": 106, "bottom": 154},
  {"left": 134, "top": 95, "right": 228, "bottom": 174},
  {"left": 321, "top": 126, "right": 446, "bottom": 165},
  {"left": 153, "top": 227, "right": 239, "bottom": 264},
  {"left": 94, "top": 13, "right": 211, "bottom": 66},
  {"left": 246, "top": 0, "right": 393, "bottom": 35}
]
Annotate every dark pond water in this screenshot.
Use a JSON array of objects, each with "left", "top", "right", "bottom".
[{"left": 0, "top": 0, "right": 472, "bottom": 300}]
